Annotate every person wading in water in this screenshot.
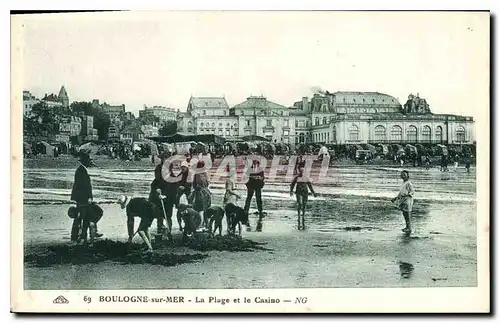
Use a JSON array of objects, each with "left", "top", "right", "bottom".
[{"left": 391, "top": 170, "right": 415, "bottom": 234}]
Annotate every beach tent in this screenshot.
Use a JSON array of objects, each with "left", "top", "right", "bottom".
[
  {"left": 23, "top": 142, "right": 32, "bottom": 154},
  {"left": 226, "top": 142, "right": 237, "bottom": 154},
  {"left": 143, "top": 139, "right": 159, "bottom": 156},
  {"left": 148, "top": 132, "right": 225, "bottom": 145},
  {"left": 39, "top": 141, "right": 54, "bottom": 157},
  {"left": 376, "top": 144, "right": 389, "bottom": 156},
  {"left": 196, "top": 142, "right": 208, "bottom": 154},
  {"left": 437, "top": 144, "right": 448, "bottom": 156},
  {"left": 405, "top": 144, "right": 418, "bottom": 155},
  {"left": 415, "top": 144, "right": 425, "bottom": 154},
  {"left": 265, "top": 143, "right": 276, "bottom": 155},
  {"left": 237, "top": 142, "right": 250, "bottom": 153},
  {"left": 364, "top": 143, "right": 377, "bottom": 154},
  {"left": 241, "top": 135, "right": 270, "bottom": 142},
  {"left": 78, "top": 142, "right": 100, "bottom": 155}
]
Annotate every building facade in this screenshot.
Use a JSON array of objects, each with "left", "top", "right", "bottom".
[
  {"left": 231, "top": 96, "right": 295, "bottom": 144},
  {"left": 141, "top": 124, "right": 159, "bottom": 138},
  {"left": 58, "top": 86, "right": 69, "bottom": 108},
  {"left": 139, "top": 105, "right": 177, "bottom": 125},
  {"left": 120, "top": 124, "right": 144, "bottom": 143},
  {"left": 92, "top": 99, "right": 126, "bottom": 119},
  {"left": 22, "top": 91, "right": 40, "bottom": 117},
  {"left": 81, "top": 116, "right": 99, "bottom": 141},
  {"left": 59, "top": 116, "right": 82, "bottom": 137},
  {"left": 177, "top": 91, "right": 475, "bottom": 147},
  {"left": 178, "top": 96, "right": 234, "bottom": 136}
]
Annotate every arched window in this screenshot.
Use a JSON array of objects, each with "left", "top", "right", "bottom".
[
  {"left": 299, "top": 133, "right": 305, "bottom": 143},
  {"left": 322, "top": 117, "right": 327, "bottom": 125},
  {"left": 226, "top": 122, "right": 230, "bottom": 128},
  {"left": 435, "top": 126, "right": 443, "bottom": 142},
  {"left": 456, "top": 126, "right": 466, "bottom": 142},
  {"left": 223, "top": 110, "right": 227, "bottom": 116},
  {"left": 422, "top": 125, "right": 431, "bottom": 142},
  {"left": 349, "top": 125, "right": 359, "bottom": 141},
  {"left": 406, "top": 125, "right": 417, "bottom": 142},
  {"left": 374, "top": 125, "right": 386, "bottom": 141},
  {"left": 202, "top": 110, "right": 206, "bottom": 116},
  {"left": 200, "top": 122, "right": 204, "bottom": 128},
  {"left": 315, "top": 117, "right": 319, "bottom": 126},
  {"left": 211, "top": 122, "right": 215, "bottom": 128},
  {"left": 391, "top": 125, "right": 402, "bottom": 141},
  {"left": 219, "top": 123, "right": 222, "bottom": 128}
]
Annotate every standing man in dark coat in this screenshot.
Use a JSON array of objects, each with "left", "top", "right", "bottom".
[
  {"left": 149, "top": 154, "right": 168, "bottom": 235},
  {"left": 70, "top": 151, "right": 102, "bottom": 243},
  {"left": 243, "top": 159, "right": 265, "bottom": 219}
]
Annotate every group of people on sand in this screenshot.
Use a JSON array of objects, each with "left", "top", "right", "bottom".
[{"left": 68, "top": 150, "right": 416, "bottom": 252}]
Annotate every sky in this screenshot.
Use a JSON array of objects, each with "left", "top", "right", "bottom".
[{"left": 14, "top": 11, "right": 489, "bottom": 119}]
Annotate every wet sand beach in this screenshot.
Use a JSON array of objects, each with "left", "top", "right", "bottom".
[{"left": 23, "top": 156, "right": 477, "bottom": 289}]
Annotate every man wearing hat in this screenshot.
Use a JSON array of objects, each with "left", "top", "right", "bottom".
[{"left": 70, "top": 151, "right": 102, "bottom": 243}]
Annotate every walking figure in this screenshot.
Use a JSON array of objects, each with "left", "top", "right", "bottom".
[{"left": 290, "top": 163, "right": 317, "bottom": 230}]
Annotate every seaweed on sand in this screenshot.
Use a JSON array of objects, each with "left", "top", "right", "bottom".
[
  {"left": 25, "top": 234, "right": 271, "bottom": 267},
  {"left": 24, "top": 239, "right": 207, "bottom": 267},
  {"left": 181, "top": 233, "right": 272, "bottom": 252}
]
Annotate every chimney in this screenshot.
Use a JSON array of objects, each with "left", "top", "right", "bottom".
[{"left": 302, "top": 97, "right": 308, "bottom": 112}]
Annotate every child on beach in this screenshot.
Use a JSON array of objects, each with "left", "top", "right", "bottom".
[
  {"left": 290, "top": 164, "right": 317, "bottom": 229},
  {"left": 223, "top": 164, "right": 251, "bottom": 234},
  {"left": 117, "top": 195, "right": 163, "bottom": 253},
  {"left": 391, "top": 170, "right": 415, "bottom": 234}
]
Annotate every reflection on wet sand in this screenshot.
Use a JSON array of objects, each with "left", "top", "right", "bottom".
[
  {"left": 23, "top": 165, "right": 477, "bottom": 289},
  {"left": 399, "top": 261, "right": 415, "bottom": 279}
]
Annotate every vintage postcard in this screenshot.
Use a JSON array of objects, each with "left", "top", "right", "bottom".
[{"left": 10, "top": 11, "right": 490, "bottom": 313}]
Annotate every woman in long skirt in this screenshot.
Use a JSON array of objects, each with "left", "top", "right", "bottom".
[{"left": 391, "top": 170, "right": 415, "bottom": 234}]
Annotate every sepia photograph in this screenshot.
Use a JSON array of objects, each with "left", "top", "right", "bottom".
[{"left": 10, "top": 10, "right": 490, "bottom": 313}]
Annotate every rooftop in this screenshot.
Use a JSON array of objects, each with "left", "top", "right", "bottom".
[{"left": 190, "top": 97, "right": 229, "bottom": 109}]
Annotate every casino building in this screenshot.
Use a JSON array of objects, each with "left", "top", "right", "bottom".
[{"left": 177, "top": 91, "right": 475, "bottom": 147}]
